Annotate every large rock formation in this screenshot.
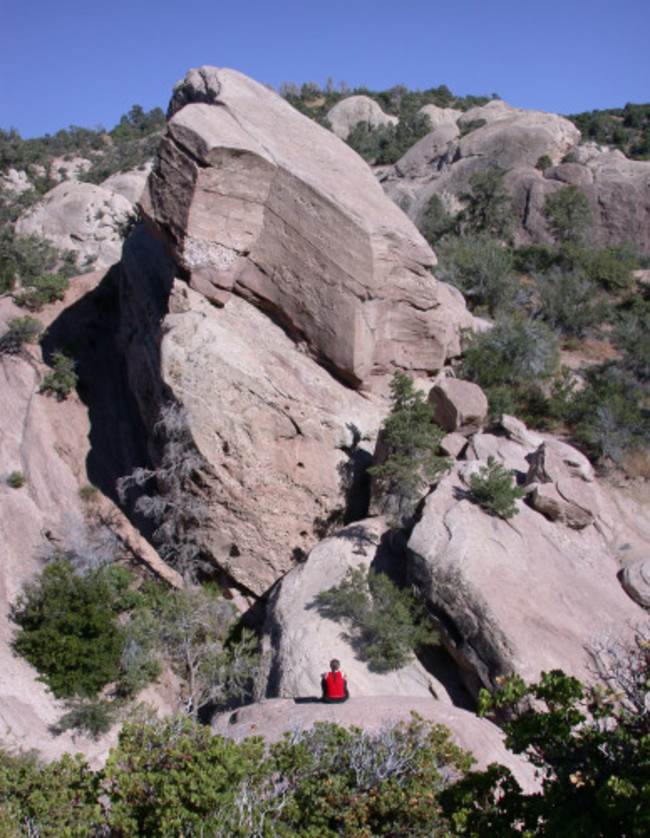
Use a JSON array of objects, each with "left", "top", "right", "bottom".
[
  {"left": 140, "top": 66, "right": 475, "bottom": 391},
  {"left": 381, "top": 101, "right": 650, "bottom": 255}
]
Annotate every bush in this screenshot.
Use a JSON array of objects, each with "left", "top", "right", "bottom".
[
  {"left": 6, "top": 470, "right": 26, "bottom": 488},
  {"left": 315, "top": 566, "right": 438, "bottom": 672},
  {"left": 39, "top": 350, "right": 78, "bottom": 399},
  {"left": 10, "top": 559, "right": 133, "bottom": 698},
  {"left": 533, "top": 271, "right": 610, "bottom": 338},
  {"left": 513, "top": 242, "right": 558, "bottom": 274},
  {"left": 543, "top": 185, "right": 594, "bottom": 245},
  {"left": 0, "top": 315, "right": 41, "bottom": 355},
  {"left": 368, "top": 371, "right": 449, "bottom": 524},
  {"left": 458, "top": 169, "right": 515, "bottom": 240},
  {"left": 535, "top": 154, "right": 553, "bottom": 170},
  {"left": 469, "top": 456, "right": 526, "bottom": 519},
  {"left": 55, "top": 697, "right": 118, "bottom": 739},
  {"left": 436, "top": 233, "right": 517, "bottom": 315},
  {"left": 14, "top": 272, "right": 70, "bottom": 311}
]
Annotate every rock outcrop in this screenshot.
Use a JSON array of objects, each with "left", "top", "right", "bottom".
[
  {"left": 140, "top": 66, "right": 475, "bottom": 391},
  {"left": 15, "top": 180, "right": 135, "bottom": 270},
  {"left": 407, "top": 419, "right": 646, "bottom": 696},
  {"left": 381, "top": 101, "right": 650, "bottom": 255},
  {"left": 326, "top": 95, "right": 399, "bottom": 139}
]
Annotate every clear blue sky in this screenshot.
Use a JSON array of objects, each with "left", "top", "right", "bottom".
[{"left": 2, "top": 0, "right": 648, "bottom": 138}]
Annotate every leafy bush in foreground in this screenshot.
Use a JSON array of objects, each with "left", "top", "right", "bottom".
[
  {"left": 469, "top": 456, "right": 526, "bottom": 519},
  {"left": 38, "top": 350, "right": 78, "bottom": 399}
]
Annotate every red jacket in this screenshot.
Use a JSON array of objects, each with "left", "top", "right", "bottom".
[{"left": 325, "top": 671, "right": 346, "bottom": 699}]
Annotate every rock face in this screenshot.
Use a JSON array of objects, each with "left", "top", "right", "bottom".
[
  {"left": 407, "top": 419, "right": 647, "bottom": 697},
  {"left": 15, "top": 180, "right": 134, "bottom": 270},
  {"left": 619, "top": 559, "right": 650, "bottom": 608},
  {"left": 120, "top": 227, "right": 384, "bottom": 594},
  {"left": 141, "top": 66, "right": 475, "bottom": 391},
  {"left": 260, "top": 519, "right": 466, "bottom": 704},
  {"left": 380, "top": 101, "right": 650, "bottom": 255},
  {"left": 326, "top": 95, "right": 399, "bottom": 139}
]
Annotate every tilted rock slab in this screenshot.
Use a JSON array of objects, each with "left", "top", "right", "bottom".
[
  {"left": 141, "top": 66, "right": 475, "bottom": 390},
  {"left": 120, "top": 228, "right": 384, "bottom": 594},
  {"left": 407, "top": 428, "right": 647, "bottom": 698}
]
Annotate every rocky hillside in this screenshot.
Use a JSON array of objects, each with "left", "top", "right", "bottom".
[{"left": 0, "top": 67, "right": 648, "bottom": 779}]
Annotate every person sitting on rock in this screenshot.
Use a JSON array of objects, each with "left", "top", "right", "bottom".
[{"left": 321, "top": 658, "right": 349, "bottom": 703}]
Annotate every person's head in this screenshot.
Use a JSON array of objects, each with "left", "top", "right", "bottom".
[{"left": 330, "top": 659, "right": 340, "bottom": 672}]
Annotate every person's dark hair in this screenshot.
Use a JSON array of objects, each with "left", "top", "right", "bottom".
[{"left": 330, "top": 659, "right": 340, "bottom": 672}]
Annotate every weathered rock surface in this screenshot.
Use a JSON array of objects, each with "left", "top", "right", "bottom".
[
  {"left": 429, "top": 377, "right": 488, "bottom": 436},
  {"left": 15, "top": 180, "right": 134, "bottom": 269},
  {"left": 407, "top": 429, "right": 647, "bottom": 697},
  {"left": 260, "top": 519, "right": 466, "bottom": 703},
  {"left": 120, "top": 227, "right": 384, "bottom": 594},
  {"left": 101, "top": 165, "right": 152, "bottom": 203},
  {"left": 141, "top": 66, "right": 476, "bottom": 391},
  {"left": 0, "top": 281, "right": 177, "bottom": 764},
  {"left": 326, "top": 95, "right": 398, "bottom": 139},
  {"left": 212, "top": 696, "right": 538, "bottom": 791}
]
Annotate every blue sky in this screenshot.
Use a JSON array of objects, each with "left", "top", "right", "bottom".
[{"left": 2, "top": 0, "right": 648, "bottom": 138}]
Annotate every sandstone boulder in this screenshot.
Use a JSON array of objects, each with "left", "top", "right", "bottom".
[
  {"left": 407, "top": 441, "right": 645, "bottom": 697},
  {"left": 429, "top": 378, "right": 488, "bottom": 435},
  {"left": 15, "top": 180, "right": 134, "bottom": 269},
  {"left": 101, "top": 165, "right": 152, "bottom": 203},
  {"left": 619, "top": 559, "right": 650, "bottom": 608},
  {"left": 141, "top": 66, "right": 476, "bottom": 391},
  {"left": 326, "top": 94, "right": 399, "bottom": 139}
]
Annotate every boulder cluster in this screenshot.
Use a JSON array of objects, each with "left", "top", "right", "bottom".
[{"left": 1, "top": 67, "right": 648, "bottom": 765}]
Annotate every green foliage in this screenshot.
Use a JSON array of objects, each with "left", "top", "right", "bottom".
[
  {"left": 346, "top": 111, "right": 432, "bottom": 165},
  {"left": 568, "top": 101, "right": 650, "bottom": 159},
  {"left": 38, "top": 350, "right": 78, "bottom": 399},
  {"left": 368, "top": 371, "right": 449, "bottom": 523},
  {"left": 513, "top": 242, "right": 558, "bottom": 274},
  {"left": 615, "top": 305, "right": 650, "bottom": 381},
  {"left": 315, "top": 566, "right": 438, "bottom": 672},
  {"left": 458, "top": 168, "right": 515, "bottom": 240},
  {"left": 445, "top": 646, "right": 650, "bottom": 836},
  {"left": 535, "top": 154, "right": 553, "bottom": 170},
  {"left": 460, "top": 316, "right": 559, "bottom": 390},
  {"left": 436, "top": 233, "right": 517, "bottom": 315},
  {"left": 10, "top": 559, "right": 132, "bottom": 698},
  {"left": 582, "top": 244, "right": 637, "bottom": 291},
  {"left": 543, "top": 184, "right": 594, "bottom": 245},
  {"left": 533, "top": 270, "right": 610, "bottom": 338},
  {"left": 6, "top": 470, "right": 26, "bottom": 489},
  {"left": 152, "top": 586, "right": 261, "bottom": 718},
  {"left": 419, "top": 193, "right": 457, "bottom": 246},
  {"left": 55, "top": 697, "right": 119, "bottom": 739},
  {"left": 0, "top": 315, "right": 41, "bottom": 355},
  {"left": 469, "top": 456, "right": 526, "bottom": 519},
  {"left": 14, "top": 272, "right": 70, "bottom": 311}
]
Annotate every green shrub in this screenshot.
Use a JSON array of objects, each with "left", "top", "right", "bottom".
[
  {"left": 14, "top": 272, "right": 70, "bottom": 311},
  {"left": 6, "top": 470, "right": 26, "bottom": 488},
  {"left": 78, "top": 483, "right": 99, "bottom": 502},
  {"left": 513, "top": 243, "right": 558, "bottom": 274},
  {"left": 39, "top": 350, "right": 78, "bottom": 399},
  {"left": 459, "top": 316, "right": 559, "bottom": 389},
  {"left": 533, "top": 271, "right": 610, "bottom": 337},
  {"left": 535, "top": 154, "right": 553, "bottom": 170},
  {"left": 315, "top": 566, "right": 438, "bottom": 672},
  {"left": 543, "top": 185, "right": 594, "bottom": 245},
  {"left": 469, "top": 455, "right": 526, "bottom": 519},
  {"left": 458, "top": 169, "right": 515, "bottom": 240},
  {"left": 583, "top": 245, "right": 637, "bottom": 290},
  {"left": 436, "top": 233, "right": 517, "bottom": 315},
  {"left": 419, "top": 193, "right": 457, "bottom": 245},
  {"left": 55, "top": 697, "right": 118, "bottom": 739},
  {"left": 10, "top": 559, "right": 132, "bottom": 698},
  {"left": 0, "top": 315, "right": 42, "bottom": 355},
  {"left": 368, "top": 371, "right": 449, "bottom": 524}
]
